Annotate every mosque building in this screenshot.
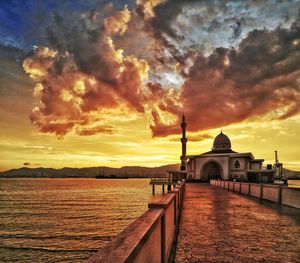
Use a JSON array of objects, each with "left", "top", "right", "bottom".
[{"left": 179, "top": 115, "right": 280, "bottom": 183}]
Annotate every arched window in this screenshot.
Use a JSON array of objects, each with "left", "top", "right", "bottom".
[{"left": 234, "top": 160, "right": 240, "bottom": 169}]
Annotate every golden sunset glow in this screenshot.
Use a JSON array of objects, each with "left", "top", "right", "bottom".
[
  {"left": 1, "top": 94, "right": 299, "bottom": 172},
  {"left": 0, "top": 0, "right": 299, "bottom": 172}
]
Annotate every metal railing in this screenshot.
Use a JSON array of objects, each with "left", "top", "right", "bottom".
[{"left": 150, "top": 177, "right": 177, "bottom": 183}]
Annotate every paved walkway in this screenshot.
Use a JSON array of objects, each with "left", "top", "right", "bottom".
[{"left": 175, "top": 184, "right": 300, "bottom": 263}]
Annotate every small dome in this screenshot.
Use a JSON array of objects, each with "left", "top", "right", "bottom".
[{"left": 212, "top": 131, "right": 231, "bottom": 151}]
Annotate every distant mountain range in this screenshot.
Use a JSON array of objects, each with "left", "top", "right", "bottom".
[
  {"left": 0, "top": 165, "right": 299, "bottom": 179},
  {"left": 0, "top": 164, "right": 180, "bottom": 178},
  {"left": 281, "top": 168, "right": 300, "bottom": 179}
]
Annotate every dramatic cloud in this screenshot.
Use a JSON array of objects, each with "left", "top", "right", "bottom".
[
  {"left": 138, "top": 0, "right": 300, "bottom": 57},
  {"left": 230, "top": 18, "right": 245, "bottom": 40},
  {"left": 23, "top": 3, "right": 167, "bottom": 136},
  {"left": 151, "top": 16, "right": 300, "bottom": 136},
  {"left": 22, "top": 0, "right": 300, "bottom": 138}
]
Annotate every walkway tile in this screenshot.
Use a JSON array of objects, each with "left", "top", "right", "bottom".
[{"left": 175, "top": 184, "right": 300, "bottom": 263}]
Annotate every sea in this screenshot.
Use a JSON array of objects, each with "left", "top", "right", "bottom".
[
  {"left": 1, "top": 178, "right": 299, "bottom": 263},
  {"left": 0, "top": 178, "right": 163, "bottom": 263},
  {"left": 287, "top": 179, "right": 300, "bottom": 188}
]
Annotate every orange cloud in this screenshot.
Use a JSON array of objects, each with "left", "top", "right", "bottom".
[
  {"left": 150, "top": 18, "right": 300, "bottom": 136},
  {"left": 23, "top": 4, "right": 169, "bottom": 137},
  {"left": 103, "top": 5, "right": 131, "bottom": 36},
  {"left": 23, "top": 3, "right": 300, "bottom": 139},
  {"left": 76, "top": 125, "right": 113, "bottom": 136}
]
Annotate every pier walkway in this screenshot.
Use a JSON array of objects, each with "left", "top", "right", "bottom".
[{"left": 175, "top": 184, "right": 300, "bottom": 263}]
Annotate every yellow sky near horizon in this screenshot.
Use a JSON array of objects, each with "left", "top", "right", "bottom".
[
  {"left": 1, "top": 92, "right": 299, "bottom": 172},
  {"left": 0, "top": 65, "right": 299, "bottom": 172}
]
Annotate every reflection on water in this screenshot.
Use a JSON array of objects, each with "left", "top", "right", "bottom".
[
  {"left": 288, "top": 180, "right": 300, "bottom": 188},
  {"left": 0, "top": 178, "right": 163, "bottom": 262}
]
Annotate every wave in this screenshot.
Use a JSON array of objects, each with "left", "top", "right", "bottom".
[
  {"left": 0, "top": 234, "right": 113, "bottom": 241},
  {"left": 0, "top": 246, "right": 98, "bottom": 253}
]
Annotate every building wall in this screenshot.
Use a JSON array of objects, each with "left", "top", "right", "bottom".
[
  {"left": 187, "top": 159, "right": 195, "bottom": 179},
  {"left": 193, "top": 156, "right": 230, "bottom": 180},
  {"left": 229, "top": 157, "right": 248, "bottom": 180},
  {"left": 188, "top": 155, "right": 255, "bottom": 181},
  {"left": 250, "top": 162, "right": 261, "bottom": 170},
  {"left": 229, "top": 157, "right": 249, "bottom": 181},
  {"left": 230, "top": 157, "right": 246, "bottom": 170}
]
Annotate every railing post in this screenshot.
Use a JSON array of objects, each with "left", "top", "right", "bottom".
[
  {"left": 278, "top": 185, "right": 282, "bottom": 204},
  {"left": 170, "top": 189, "right": 178, "bottom": 225},
  {"left": 161, "top": 214, "right": 165, "bottom": 263}
]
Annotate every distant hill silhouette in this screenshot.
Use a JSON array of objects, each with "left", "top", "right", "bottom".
[
  {"left": 0, "top": 164, "right": 181, "bottom": 178},
  {"left": 281, "top": 168, "right": 300, "bottom": 179},
  {"left": 0, "top": 165, "right": 299, "bottom": 179}
]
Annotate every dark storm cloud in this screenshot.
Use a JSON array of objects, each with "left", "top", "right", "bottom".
[
  {"left": 23, "top": 3, "right": 168, "bottom": 136},
  {"left": 18, "top": 0, "right": 300, "bottom": 138},
  {"left": 45, "top": 6, "right": 123, "bottom": 84},
  {"left": 138, "top": 0, "right": 300, "bottom": 58},
  {"left": 150, "top": 16, "right": 300, "bottom": 136},
  {"left": 230, "top": 18, "right": 245, "bottom": 39}
]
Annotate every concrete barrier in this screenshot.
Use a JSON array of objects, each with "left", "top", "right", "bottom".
[
  {"left": 170, "top": 188, "right": 180, "bottom": 224},
  {"left": 210, "top": 180, "right": 299, "bottom": 209},
  {"left": 224, "top": 181, "right": 229, "bottom": 190},
  {"left": 221, "top": 181, "right": 225, "bottom": 188},
  {"left": 86, "top": 181, "right": 186, "bottom": 263},
  {"left": 149, "top": 194, "right": 175, "bottom": 262},
  {"left": 250, "top": 183, "right": 262, "bottom": 199},
  {"left": 262, "top": 184, "right": 281, "bottom": 203},
  {"left": 233, "top": 182, "right": 241, "bottom": 193},
  {"left": 240, "top": 183, "right": 250, "bottom": 195},
  {"left": 281, "top": 187, "right": 300, "bottom": 209}
]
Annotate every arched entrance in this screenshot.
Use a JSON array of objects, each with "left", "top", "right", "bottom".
[{"left": 201, "top": 161, "right": 223, "bottom": 181}]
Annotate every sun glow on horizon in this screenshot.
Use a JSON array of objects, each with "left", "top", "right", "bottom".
[{"left": 0, "top": 0, "right": 300, "bottom": 172}]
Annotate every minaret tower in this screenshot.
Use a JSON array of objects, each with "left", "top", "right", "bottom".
[
  {"left": 274, "top": 150, "right": 283, "bottom": 179},
  {"left": 180, "top": 114, "right": 187, "bottom": 171}
]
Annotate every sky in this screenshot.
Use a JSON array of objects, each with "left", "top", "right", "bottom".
[{"left": 0, "top": 0, "right": 299, "bottom": 171}]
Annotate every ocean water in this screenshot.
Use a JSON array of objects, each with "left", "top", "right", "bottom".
[
  {"left": 0, "top": 178, "right": 162, "bottom": 263},
  {"left": 288, "top": 179, "right": 300, "bottom": 188}
]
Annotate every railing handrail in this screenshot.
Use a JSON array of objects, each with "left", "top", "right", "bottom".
[
  {"left": 86, "top": 181, "right": 186, "bottom": 263},
  {"left": 150, "top": 178, "right": 177, "bottom": 183},
  {"left": 210, "top": 179, "right": 299, "bottom": 209}
]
